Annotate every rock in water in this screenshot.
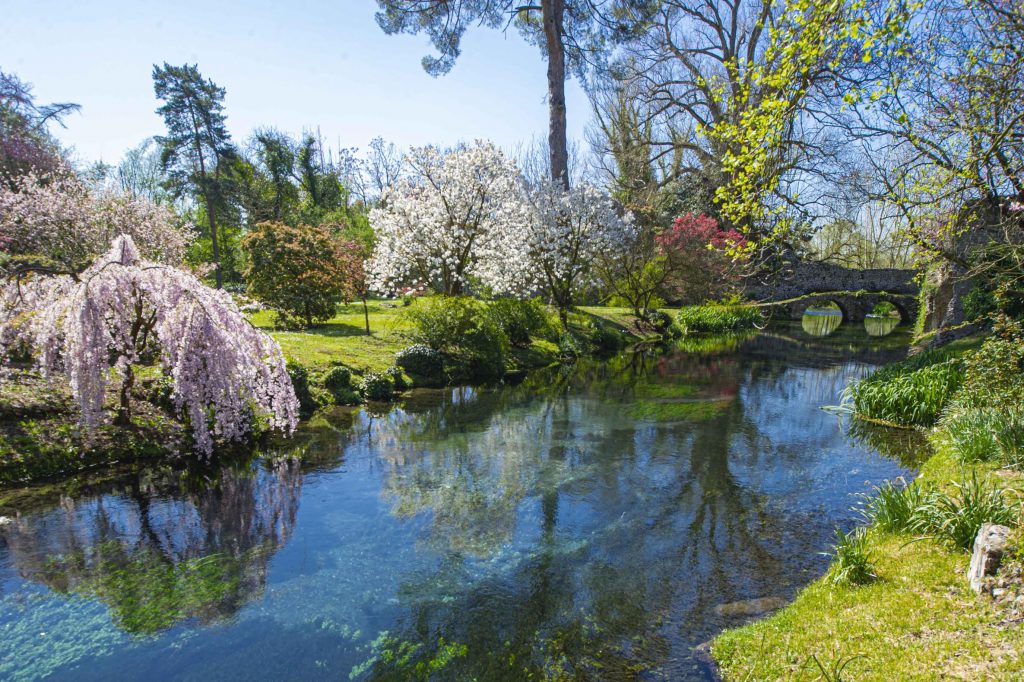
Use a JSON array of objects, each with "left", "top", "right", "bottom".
[
  {"left": 714, "top": 596, "right": 787, "bottom": 618},
  {"left": 968, "top": 523, "right": 1011, "bottom": 593}
]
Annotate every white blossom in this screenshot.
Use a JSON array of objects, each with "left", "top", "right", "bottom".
[
  {"left": 366, "top": 141, "right": 531, "bottom": 295},
  {"left": 516, "top": 180, "right": 634, "bottom": 316}
]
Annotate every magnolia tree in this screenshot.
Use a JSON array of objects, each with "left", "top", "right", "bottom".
[
  {"left": 1, "top": 235, "right": 298, "bottom": 455},
  {"left": 518, "top": 181, "right": 634, "bottom": 324},
  {"left": 366, "top": 142, "right": 529, "bottom": 295},
  {"left": 0, "top": 172, "right": 192, "bottom": 272}
]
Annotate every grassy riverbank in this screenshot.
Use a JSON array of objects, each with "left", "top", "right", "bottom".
[
  {"left": 712, "top": 334, "right": 1024, "bottom": 680},
  {"left": 0, "top": 301, "right": 642, "bottom": 487}
]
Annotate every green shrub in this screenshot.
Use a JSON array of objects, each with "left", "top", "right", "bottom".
[
  {"left": 457, "top": 319, "right": 509, "bottom": 383},
  {"left": 557, "top": 330, "right": 590, "bottom": 358},
  {"left": 589, "top": 324, "right": 627, "bottom": 353},
  {"left": 404, "top": 296, "right": 480, "bottom": 351},
  {"left": 323, "top": 365, "right": 351, "bottom": 391},
  {"left": 950, "top": 336, "right": 1024, "bottom": 413},
  {"left": 846, "top": 357, "right": 963, "bottom": 427},
  {"left": 320, "top": 366, "right": 360, "bottom": 405},
  {"left": 385, "top": 366, "right": 409, "bottom": 391},
  {"left": 639, "top": 309, "right": 677, "bottom": 337},
  {"left": 675, "top": 304, "right": 763, "bottom": 334},
  {"left": 396, "top": 344, "right": 446, "bottom": 386},
  {"left": 484, "top": 298, "right": 553, "bottom": 347},
  {"left": 286, "top": 361, "right": 321, "bottom": 418},
  {"left": 912, "top": 473, "right": 1017, "bottom": 550},
  {"left": 963, "top": 284, "right": 997, "bottom": 321},
  {"left": 826, "top": 527, "right": 876, "bottom": 585},
  {"left": 404, "top": 296, "right": 509, "bottom": 382},
  {"left": 871, "top": 301, "right": 898, "bottom": 317},
  {"left": 358, "top": 372, "right": 394, "bottom": 401}
]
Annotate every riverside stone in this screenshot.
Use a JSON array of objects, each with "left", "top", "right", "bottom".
[{"left": 968, "top": 523, "right": 1011, "bottom": 593}]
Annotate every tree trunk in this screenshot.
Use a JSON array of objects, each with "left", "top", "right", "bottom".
[
  {"left": 206, "top": 192, "right": 223, "bottom": 289},
  {"left": 362, "top": 296, "right": 371, "bottom": 335},
  {"left": 542, "top": 0, "right": 569, "bottom": 190},
  {"left": 115, "top": 364, "right": 134, "bottom": 426}
]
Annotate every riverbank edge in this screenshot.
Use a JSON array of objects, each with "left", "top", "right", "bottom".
[
  {"left": 709, "top": 345, "right": 1024, "bottom": 680},
  {"left": 0, "top": 305, "right": 661, "bottom": 492}
]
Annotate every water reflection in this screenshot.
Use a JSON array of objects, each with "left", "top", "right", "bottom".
[
  {"left": 864, "top": 314, "right": 901, "bottom": 337},
  {"left": 801, "top": 308, "right": 843, "bottom": 337},
  {"left": 0, "top": 333, "right": 922, "bottom": 681},
  {"left": 0, "top": 459, "right": 302, "bottom": 635}
]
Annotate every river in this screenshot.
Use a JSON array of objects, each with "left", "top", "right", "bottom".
[{"left": 0, "top": 325, "right": 924, "bottom": 681}]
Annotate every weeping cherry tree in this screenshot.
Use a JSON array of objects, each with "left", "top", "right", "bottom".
[{"left": 1, "top": 235, "right": 299, "bottom": 455}]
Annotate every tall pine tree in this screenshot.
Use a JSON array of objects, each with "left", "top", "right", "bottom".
[{"left": 153, "top": 63, "right": 234, "bottom": 288}]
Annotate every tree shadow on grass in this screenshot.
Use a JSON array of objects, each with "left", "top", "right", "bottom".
[{"left": 304, "top": 321, "right": 374, "bottom": 338}]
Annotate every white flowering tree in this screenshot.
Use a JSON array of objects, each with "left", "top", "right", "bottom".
[
  {"left": 366, "top": 141, "right": 530, "bottom": 296},
  {"left": 521, "top": 181, "right": 634, "bottom": 325},
  {"left": 0, "top": 172, "right": 192, "bottom": 273},
  {"left": 1, "top": 235, "right": 298, "bottom": 455}
]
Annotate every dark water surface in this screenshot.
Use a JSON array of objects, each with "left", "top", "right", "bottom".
[{"left": 0, "top": 329, "right": 924, "bottom": 681}]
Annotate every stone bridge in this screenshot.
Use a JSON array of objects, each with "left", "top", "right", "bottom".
[{"left": 745, "top": 261, "right": 920, "bottom": 324}]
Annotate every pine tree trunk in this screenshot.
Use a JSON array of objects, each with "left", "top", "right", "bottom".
[
  {"left": 542, "top": 0, "right": 569, "bottom": 190},
  {"left": 206, "top": 193, "right": 223, "bottom": 289}
]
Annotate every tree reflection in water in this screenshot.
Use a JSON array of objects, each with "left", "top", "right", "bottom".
[
  {"left": 0, "top": 332, "right": 923, "bottom": 681},
  {"left": 351, "top": 337, "right": 915, "bottom": 679},
  {"left": 1, "top": 457, "right": 302, "bottom": 634}
]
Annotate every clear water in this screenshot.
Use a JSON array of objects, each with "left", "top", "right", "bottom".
[
  {"left": 864, "top": 315, "right": 901, "bottom": 337},
  {"left": 801, "top": 309, "right": 843, "bottom": 337},
  {"left": 0, "top": 331, "right": 924, "bottom": 681}
]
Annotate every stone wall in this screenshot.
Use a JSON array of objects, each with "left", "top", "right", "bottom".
[{"left": 745, "top": 261, "right": 918, "bottom": 301}]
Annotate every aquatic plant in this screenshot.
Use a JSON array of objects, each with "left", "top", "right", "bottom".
[
  {"left": 845, "top": 355, "right": 963, "bottom": 427},
  {"left": 675, "top": 303, "right": 763, "bottom": 334}
]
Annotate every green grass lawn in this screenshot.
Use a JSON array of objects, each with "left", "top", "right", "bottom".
[
  {"left": 250, "top": 300, "right": 570, "bottom": 375},
  {"left": 249, "top": 300, "right": 414, "bottom": 374}
]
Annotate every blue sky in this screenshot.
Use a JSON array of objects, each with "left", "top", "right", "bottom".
[{"left": 3, "top": 0, "right": 592, "bottom": 164}]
